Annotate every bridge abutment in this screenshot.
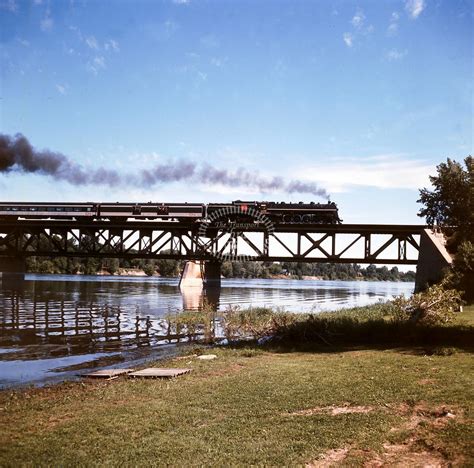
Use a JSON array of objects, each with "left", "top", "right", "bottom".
[
  {"left": 179, "top": 260, "right": 221, "bottom": 289},
  {"left": 0, "top": 257, "right": 26, "bottom": 283},
  {"left": 414, "top": 229, "right": 452, "bottom": 292}
]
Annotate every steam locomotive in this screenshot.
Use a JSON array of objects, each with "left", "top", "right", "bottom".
[{"left": 0, "top": 200, "right": 342, "bottom": 224}]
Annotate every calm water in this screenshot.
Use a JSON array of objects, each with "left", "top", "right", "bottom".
[{"left": 0, "top": 274, "right": 414, "bottom": 388}]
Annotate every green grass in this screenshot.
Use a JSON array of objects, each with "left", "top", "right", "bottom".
[{"left": 0, "top": 334, "right": 473, "bottom": 465}]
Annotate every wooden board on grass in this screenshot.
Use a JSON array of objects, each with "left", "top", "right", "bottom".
[
  {"left": 83, "top": 369, "right": 135, "bottom": 380},
  {"left": 128, "top": 368, "right": 192, "bottom": 379}
]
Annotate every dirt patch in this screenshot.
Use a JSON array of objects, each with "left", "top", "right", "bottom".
[
  {"left": 306, "top": 447, "right": 350, "bottom": 467},
  {"left": 366, "top": 444, "right": 447, "bottom": 467},
  {"left": 418, "top": 378, "right": 437, "bottom": 386},
  {"left": 390, "top": 402, "right": 461, "bottom": 431},
  {"left": 305, "top": 401, "right": 463, "bottom": 467},
  {"left": 288, "top": 404, "right": 374, "bottom": 417}
]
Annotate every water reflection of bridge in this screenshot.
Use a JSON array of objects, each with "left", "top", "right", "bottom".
[{"left": 0, "top": 292, "right": 192, "bottom": 360}]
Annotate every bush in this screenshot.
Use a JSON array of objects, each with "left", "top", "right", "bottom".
[
  {"left": 392, "top": 283, "right": 462, "bottom": 324},
  {"left": 143, "top": 263, "right": 156, "bottom": 276},
  {"left": 220, "top": 306, "right": 296, "bottom": 341}
]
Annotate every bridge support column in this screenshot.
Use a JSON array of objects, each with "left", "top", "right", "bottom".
[
  {"left": 0, "top": 257, "right": 26, "bottom": 283},
  {"left": 179, "top": 260, "right": 221, "bottom": 289},
  {"left": 204, "top": 260, "right": 221, "bottom": 288},
  {"left": 415, "top": 230, "right": 453, "bottom": 292},
  {"left": 179, "top": 261, "right": 204, "bottom": 288}
]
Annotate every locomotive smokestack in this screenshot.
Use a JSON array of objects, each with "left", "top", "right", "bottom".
[{"left": 0, "top": 133, "right": 329, "bottom": 198}]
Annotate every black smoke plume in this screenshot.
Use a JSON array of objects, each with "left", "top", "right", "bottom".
[{"left": 0, "top": 133, "right": 328, "bottom": 198}]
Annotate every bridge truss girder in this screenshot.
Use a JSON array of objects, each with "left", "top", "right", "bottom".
[{"left": 0, "top": 221, "right": 422, "bottom": 264}]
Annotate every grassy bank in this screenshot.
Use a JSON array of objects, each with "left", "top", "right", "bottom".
[{"left": 1, "top": 306, "right": 473, "bottom": 466}]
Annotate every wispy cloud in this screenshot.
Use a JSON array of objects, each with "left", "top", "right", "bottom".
[
  {"left": 351, "top": 9, "right": 365, "bottom": 29},
  {"left": 343, "top": 8, "right": 373, "bottom": 48},
  {"left": 104, "top": 39, "right": 119, "bottom": 52},
  {"left": 40, "top": 15, "right": 53, "bottom": 32},
  {"left": 405, "top": 0, "right": 425, "bottom": 19},
  {"left": 299, "top": 155, "right": 432, "bottom": 192},
  {"left": 343, "top": 32, "right": 353, "bottom": 48},
  {"left": 87, "top": 56, "right": 106, "bottom": 75},
  {"left": 85, "top": 36, "right": 99, "bottom": 50},
  {"left": 172, "top": 0, "right": 190, "bottom": 4},
  {"left": 387, "top": 11, "right": 400, "bottom": 36},
  {"left": 200, "top": 34, "right": 219, "bottom": 49},
  {"left": 94, "top": 56, "right": 106, "bottom": 68},
  {"left": 210, "top": 57, "right": 226, "bottom": 67},
  {"left": 16, "top": 38, "right": 30, "bottom": 47},
  {"left": 55, "top": 84, "right": 67, "bottom": 95},
  {"left": 386, "top": 49, "right": 407, "bottom": 61},
  {"left": 0, "top": 0, "right": 18, "bottom": 13}
]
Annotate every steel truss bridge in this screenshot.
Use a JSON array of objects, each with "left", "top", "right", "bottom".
[{"left": 0, "top": 219, "right": 424, "bottom": 265}]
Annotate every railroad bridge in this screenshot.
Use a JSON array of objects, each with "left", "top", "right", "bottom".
[{"left": 0, "top": 218, "right": 452, "bottom": 292}]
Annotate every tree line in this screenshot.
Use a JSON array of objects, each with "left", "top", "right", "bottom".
[{"left": 26, "top": 255, "right": 415, "bottom": 282}]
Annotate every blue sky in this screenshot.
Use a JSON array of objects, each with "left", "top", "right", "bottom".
[{"left": 0, "top": 0, "right": 472, "bottom": 224}]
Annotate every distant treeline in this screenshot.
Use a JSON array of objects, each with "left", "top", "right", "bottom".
[{"left": 26, "top": 256, "right": 415, "bottom": 282}]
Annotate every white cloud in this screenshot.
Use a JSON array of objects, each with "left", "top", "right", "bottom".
[
  {"left": 295, "top": 155, "right": 432, "bottom": 192},
  {"left": 172, "top": 0, "right": 190, "bottom": 4},
  {"left": 351, "top": 9, "right": 365, "bottom": 29},
  {"left": 343, "top": 32, "right": 353, "bottom": 48},
  {"left": 40, "top": 15, "right": 53, "bottom": 32},
  {"left": 405, "top": 0, "right": 425, "bottom": 19},
  {"left": 85, "top": 36, "right": 99, "bottom": 50},
  {"left": 344, "top": 9, "right": 373, "bottom": 47},
  {"left": 386, "top": 48, "right": 408, "bottom": 61},
  {"left": 55, "top": 84, "right": 67, "bottom": 95}
]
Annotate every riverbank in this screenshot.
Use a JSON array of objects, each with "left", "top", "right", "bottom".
[
  {"left": 29, "top": 269, "right": 413, "bottom": 282},
  {"left": 0, "top": 306, "right": 472, "bottom": 465}
]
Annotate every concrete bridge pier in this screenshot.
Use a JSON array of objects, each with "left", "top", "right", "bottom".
[
  {"left": 414, "top": 229, "right": 453, "bottom": 292},
  {"left": 0, "top": 257, "right": 26, "bottom": 284},
  {"left": 179, "top": 260, "right": 221, "bottom": 289}
]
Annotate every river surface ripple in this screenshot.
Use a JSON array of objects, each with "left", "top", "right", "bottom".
[{"left": 0, "top": 274, "right": 414, "bottom": 388}]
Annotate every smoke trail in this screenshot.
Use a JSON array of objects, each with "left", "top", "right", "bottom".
[
  {"left": 0, "top": 133, "right": 122, "bottom": 186},
  {"left": 0, "top": 133, "right": 329, "bottom": 198}
]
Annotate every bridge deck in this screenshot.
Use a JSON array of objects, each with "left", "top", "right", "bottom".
[{"left": 0, "top": 219, "right": 426, "bottom": 233}]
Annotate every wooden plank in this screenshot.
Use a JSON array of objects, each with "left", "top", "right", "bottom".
[
  {"left": 128, "top": 368, "right": 192, "bottom": 379},
  {"left": 83, "top": 369, "right": 135, "bottom": 380}
]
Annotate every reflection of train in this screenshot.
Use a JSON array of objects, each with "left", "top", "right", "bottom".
[{"left": 0, "top": 200, "right": 342, "bottom": 224}]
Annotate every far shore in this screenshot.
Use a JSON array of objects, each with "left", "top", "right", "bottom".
[{"left": 28, "top": 269, "right": 414, "bottom": 282}]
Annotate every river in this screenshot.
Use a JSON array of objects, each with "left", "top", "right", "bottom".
[{"left": 0, "top": 274, "right": 414, "bottom": 388}]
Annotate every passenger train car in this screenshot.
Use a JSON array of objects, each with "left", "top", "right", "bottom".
[{"left": 0, "top": 201, "right": 342, "bottom": 224}]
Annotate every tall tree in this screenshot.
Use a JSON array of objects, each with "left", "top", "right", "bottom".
[
  {"left": 418, "top": 156, "right": 473, "bottom": 246},
  {"left": 418, "top": 156, "right": 473, "bottom": 301}
]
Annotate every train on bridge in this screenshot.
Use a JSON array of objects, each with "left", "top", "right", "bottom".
[{"left": 0, "top": 200, "right": 342, "bottom": 224}]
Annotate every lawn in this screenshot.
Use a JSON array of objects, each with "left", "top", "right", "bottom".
[{"left": 0, "top": 307, "right": 473, "bottom": 466}]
